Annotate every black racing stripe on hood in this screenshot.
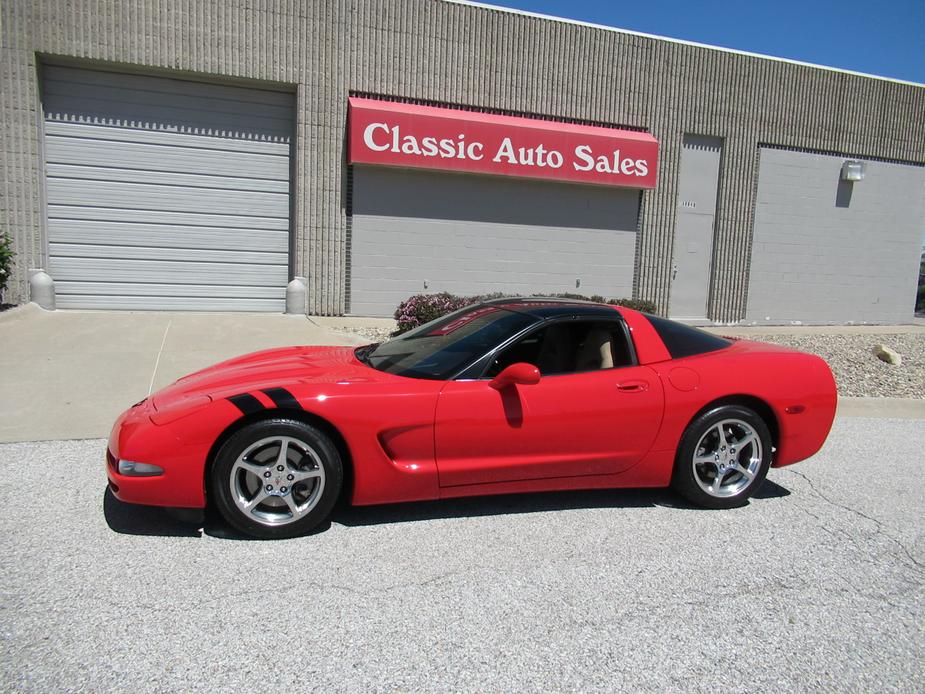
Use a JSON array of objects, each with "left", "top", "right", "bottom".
[
  {"left": 227, "top": 393, "right": 264, "bottom": 415},
  {"left": 261, "top": 387, "right": 302, "bottom": 410}
]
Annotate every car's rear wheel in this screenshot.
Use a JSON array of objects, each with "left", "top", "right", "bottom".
[
  {"left": 671, "top": 405, "right": 772, "bottom": 509},
  {"left": 211, "top": 418, "right": 343, "bottom": 539}
]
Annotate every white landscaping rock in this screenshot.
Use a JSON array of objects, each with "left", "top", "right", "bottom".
[{"left": 873, "top": 344, "right": 902, "bottom": 366}]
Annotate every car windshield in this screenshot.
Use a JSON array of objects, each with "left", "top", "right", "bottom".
[{"left": 358, "top": 305, "right": 538, "bottom": 380}]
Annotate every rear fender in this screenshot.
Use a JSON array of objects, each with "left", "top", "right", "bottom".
[{"left": 643, "top": 349, "right": 837, "bottom": 470}]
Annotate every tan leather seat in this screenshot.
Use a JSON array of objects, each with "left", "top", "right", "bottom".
[{"left": 576, "top": 328, "right": 614, "bottom": 371}]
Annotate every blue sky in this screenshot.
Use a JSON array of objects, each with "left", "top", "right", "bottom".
[{"left": 484, "top": 0, "right": 925, "bottom": 84}]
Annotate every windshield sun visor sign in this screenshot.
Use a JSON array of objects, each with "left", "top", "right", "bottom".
[{"left": 348, "top": 97, "right": 658, "bottom": 189}]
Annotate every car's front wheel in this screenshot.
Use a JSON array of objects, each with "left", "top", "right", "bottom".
[
  {"left": 211, "top": 418, "right": 343, "bottom": 539},
  {"left": 671, "top": 405, "right": 772, "bottom": 509}
]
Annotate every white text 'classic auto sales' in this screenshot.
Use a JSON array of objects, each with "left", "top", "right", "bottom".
[{"left": 362, "top": 122, "right": 651, "bottom": 177}]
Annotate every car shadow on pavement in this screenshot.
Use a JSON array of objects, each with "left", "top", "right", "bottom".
[
  {"left": 103, "top": 486, "right": 331, "bottom": 540},
  {"left": 103, "top": 487, "right": 203, "bottom": 538},
  {"left": 202, "top": 510, "right": 334, "bottom": 541},
  {"left": 332, "top": 488, "right": 671, "bottom": 528},
  {"left": 333, "top": 478, "right": 792, "bottom": 527},
  {"left": 753, "top": 478, "right": 791, "bottom": 500},
  {"left": 103, "top": 479, "right": 792, "bottom": 538}
]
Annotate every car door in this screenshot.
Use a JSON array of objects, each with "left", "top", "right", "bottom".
[{"left": 434, "top": 319, "right": 665, "bottom": 488}]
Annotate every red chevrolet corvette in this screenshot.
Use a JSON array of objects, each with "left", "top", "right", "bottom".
[{"left": 107, "top": 299, "right": 837, "bottom": 539}]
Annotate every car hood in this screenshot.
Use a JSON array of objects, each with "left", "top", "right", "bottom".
[{"left": 151, "top": 345, "right": 389, "bottom": 409}]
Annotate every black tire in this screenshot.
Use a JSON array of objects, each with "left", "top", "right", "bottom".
[
  {"left": 210, "top": 418, "right": 343, "bottom": 539},
  {"left": 671, "top": 405, "right": 772, "bottom": 509}
]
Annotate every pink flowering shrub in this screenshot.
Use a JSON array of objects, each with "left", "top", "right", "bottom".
[
  {"left": 0, "top": 231, "right": 13, "bottom": 302},
  {"left": 393, "top": 293, "right": 475, "bottom": 334}
]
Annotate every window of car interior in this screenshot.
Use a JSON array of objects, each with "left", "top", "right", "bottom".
[{"left": 483, "top": 319, "right": 635, "bottom": 378}]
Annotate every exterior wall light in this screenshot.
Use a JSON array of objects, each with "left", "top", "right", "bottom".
[{"left": 840, "top": 160, "right": 866, "bottom": 182}]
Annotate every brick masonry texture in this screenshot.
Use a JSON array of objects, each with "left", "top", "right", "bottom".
[{"left": 2, "top": 0, "right": 924, "bottom": 318}]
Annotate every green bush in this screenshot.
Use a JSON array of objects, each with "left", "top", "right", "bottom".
[
  {"left": 0, "top": 231, "right": 13, "bottom": 301},
  {"left": 393, "top": 292, "right": 659, "bottom": 334}
]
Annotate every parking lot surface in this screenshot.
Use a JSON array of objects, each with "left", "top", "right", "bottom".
[{"left": 1, "top": 417, "right": 923, "bottom": 692}]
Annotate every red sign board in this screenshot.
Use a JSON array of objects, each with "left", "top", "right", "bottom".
[{"left": 348, "top": 97, "right": 658, "bottom": 189}]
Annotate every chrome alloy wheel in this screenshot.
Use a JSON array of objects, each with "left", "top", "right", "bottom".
[
  {"left": 691, "top": 418, "right": 763, "bottom": 498},
  {"left": 229, "top": 435, "right": 326, "bottom": 526}
]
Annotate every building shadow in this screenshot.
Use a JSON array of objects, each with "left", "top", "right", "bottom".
[
  {"left": 103, "top": 478, "right": 792, "bottom": 538},
  {"left": 835, "top": 178, "right": 853, "bottom": 208}
]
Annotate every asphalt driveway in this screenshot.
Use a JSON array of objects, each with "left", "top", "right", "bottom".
[{"left": 1, "top": 417, "right": 923, "bottom": 691}]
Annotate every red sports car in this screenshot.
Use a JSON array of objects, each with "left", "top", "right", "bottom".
[{"left": 107, "top": 299, "right": 837, "bottom": 539}]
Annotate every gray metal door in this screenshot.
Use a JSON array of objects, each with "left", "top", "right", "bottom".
[
  {"left": 669, "top": 135, "right": 723, "bottom": 320},
  {"left": 42, "top": 65, "right": 293, "bottom": 311},
  {"left": 746, "top": 148, "right": 925, "bottom": 323},
  {"left": 349, "top": 167, "right": 641, "bottom": 317}
]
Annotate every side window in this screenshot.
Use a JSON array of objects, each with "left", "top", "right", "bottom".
[{"left": 485, "top": 320, "right": 634, "bottom": 377}]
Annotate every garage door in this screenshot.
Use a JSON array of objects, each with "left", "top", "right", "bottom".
[
  {"left": 42, "top": 65, "right": 293, "bottom": 311},
  {"left": 349, "top": 167, "right": 641, "bottom": 317},
  {"left": 746, "top": 147, "right": 925, "bottom": 323}
]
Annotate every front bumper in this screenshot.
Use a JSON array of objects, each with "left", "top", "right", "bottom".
[{"left": 106, "top": 400, "right": 208, "bottom": 509}]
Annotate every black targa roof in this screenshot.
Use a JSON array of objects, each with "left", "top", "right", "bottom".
[{"left": 479, "top": 297, "right": 623, "bottom": 321}]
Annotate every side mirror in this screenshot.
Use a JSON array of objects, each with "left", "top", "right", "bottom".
[{"left": 489, "top": 362, "right": 541, "bottom": 389}]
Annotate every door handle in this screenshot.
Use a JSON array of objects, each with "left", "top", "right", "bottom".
[{"left": 616, "top": 380, "right": 649, "bottom": 392}]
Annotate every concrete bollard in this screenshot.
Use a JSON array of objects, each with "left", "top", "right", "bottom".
[
  {"left": 29, "top": 269, "right": 55, "bottom": 310},
  {"left": 285, "top": 276, "right": 307, "bottom": 315}
]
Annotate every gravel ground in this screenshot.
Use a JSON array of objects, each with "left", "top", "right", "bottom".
[
  {"left": 744, "top": 333, "right": 925, "bottom": 399},
  {"left": 342, "top": 325, "right": 395, "bottom": 344},
  {"left": 1, "top": 418, "right": 924, "bottom": 691},
  {"left": 338, "top": 324, "right": 925, "bottom": 399}
]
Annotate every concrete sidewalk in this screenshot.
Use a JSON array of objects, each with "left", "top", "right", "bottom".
[{"left": 0, "top": 304, "right": 363, "bottom": 443}]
